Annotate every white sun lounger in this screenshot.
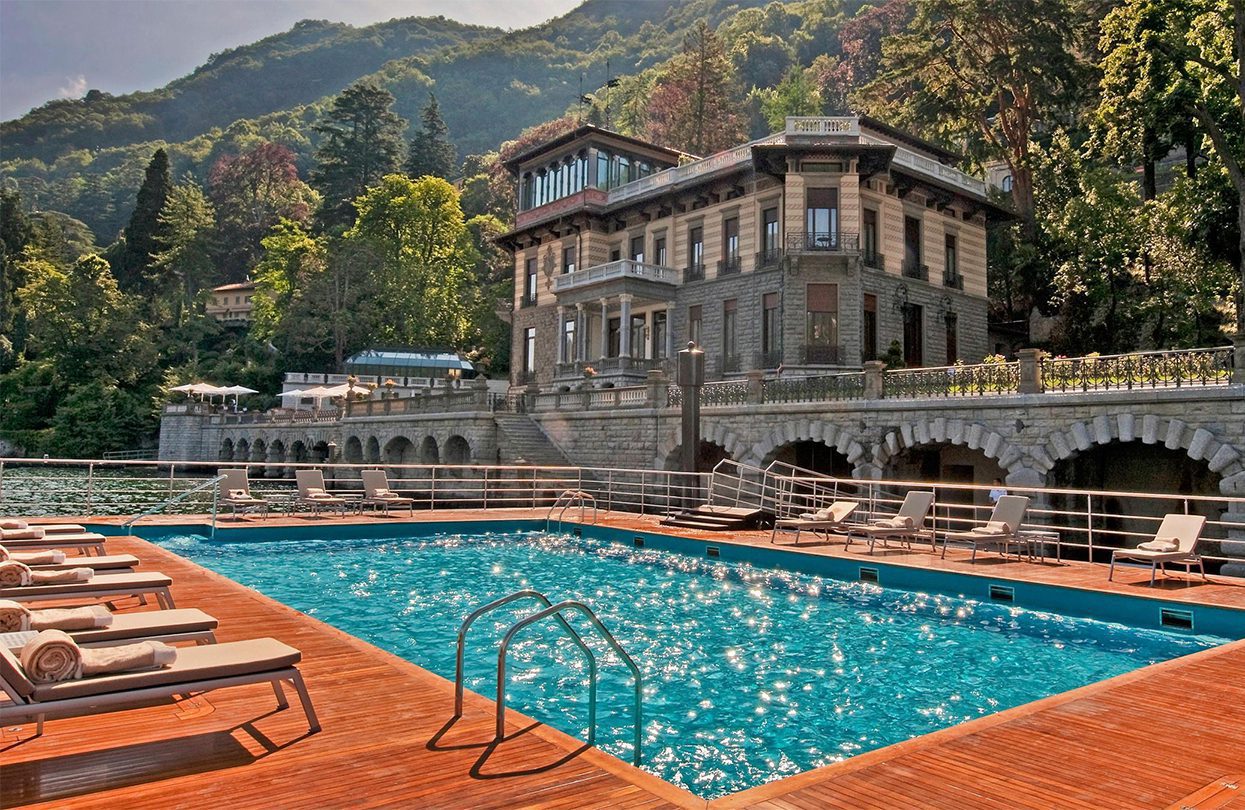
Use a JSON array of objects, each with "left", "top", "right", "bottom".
[
  {"left": 0, "top": 533, "right": 109, "bottom": 556},
  {"left": 1109, "top": 513, "right": 1208, "bottom": 586},
  {"left": 843, "top": 491, "right": 936, "bottom": 553},
  {"left": 770, "top": 501, "right": 859, "bottom": 545},
  {"left": 219, "top": 468, "right": 272, "bottom": 519},
  {"left": 941, "top": 495, "right": 1031, "bottom": 561},
  {"left": 294, "top": 470, "right": 347, "bottom": 517},
  {"left": 360, "top": 470, "right": 414, "bottom": 515},
  {"left": 0, "top": 571, "right": 176, "bottom": 610}
]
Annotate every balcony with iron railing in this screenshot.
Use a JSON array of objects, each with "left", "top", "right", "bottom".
[
  {"left": 550, "top": 259, "right": 678, "bottom": 294},
  {"left": 520, "top": 293, "right": 538, "bottom": 309},
  {"left": 719, "top": 354, "right": 743, "bottom": 374},
  {"left": 683, "top": 264, "right": 705, "bottom": 283},
  {"left": 862, "top": 250, "right": 885, "bottom": 270},
  {"left": 786, "top": 232, "right": 860, "bottom": 254},
  {"left": 718, "top": 256, "right": 742, "bottom": 276},
  {"left": 943, "top": 271, "right": 964, "bottom": 290},
  {"left": 902, "top": 262, "right": 930, "bottom": 281},
  {"left": 799, "top": 344, "right": 842, "bottom": 365},
  {"left": 756, "top": 248, "right": 784, "bottom": 269}
]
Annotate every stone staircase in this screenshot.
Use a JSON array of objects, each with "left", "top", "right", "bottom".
[{"left": 494, "top": 413, "right": 574, "bottom": 467}]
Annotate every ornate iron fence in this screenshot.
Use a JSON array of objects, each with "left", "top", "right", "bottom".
[
  {"left": 683, "top": 264, "right": 705, "bottom": 283},
  {"left": 762, "top": 373, "right": 866, "bottom": 404},
  {"left": 718, "top": 256, "right": 742, "bottom": 276},
  {"left": 902, "top": 262, "right": 929, "bottom": 281},
  {"left": 700, "top": 380, "right": 750, "bottom": 407},
  {"left": 786, "top": 231, "right": 860, "bottom": 253},
  {"left": 885, "top": 361, "right": 1021, "bottom": 398},
  {"left": 1042, "top": 347, "right": 1233, "bottom": 392}
]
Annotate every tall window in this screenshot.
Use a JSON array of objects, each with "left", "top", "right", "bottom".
[
  {"left": 944, "top": 233, "right": 958, "bottom": 281},
  {"left": 762, "top": 292, "right": 781, "bottom": 359},
  {"left": 804, "top": 283, "right": 837, "bottom": 363},
  {"left": 904, "top": 216, "right": 922, "bottom": 273},
  {"left": 862, "top": 294, "right": 878, "bottom": 362},
  {"left": 688, "top": 305, "right": 702, "bottom": 346},
  {"left": 596, "top": 152, "right": 609, "bottom": 190},
  {"left": 862, "top": 209, "right": 879, "bottom": 266},
  {"left": 563, "top": 245, "right": 576, "bottom": 275},
  {"left": 607, "top": 317, "right": 621, "bottom": 357},
  {"left": 761, "top": 207, "right": 779, "bottom": 262},
  {"left": 945, "top": 313, "right": 959, "bottom": 364},
  {"left": 722, "top": 217, "right": 740, "bottom": 268},
  {"left": 654, "top": 311, "right": 668, "bottom": 358},
  {"left": 903, "top": 304, "right": 924, "bottom": 367},
  {"left": 688, "top": 225, "right": 704, "bottom": 270},
  {"left": 524, "top": 257, "right": 538, "bottom": 306},
  {"left": 609, "top": 246, "right": 621, "bottom": 262},
  {"left": 723, "top": 299, "right": 738, "bottom": 364},
  {"left": 805, "top": 188, "right": 839, "bottom": 248},
  {"left": 562, "top": 318, "right": 576, "bottom": 364},
  {"left": 654, "top": 234, "right": 668, "bottom": 267},
  {"left": 630, "top": 235, "right": 645, "bottom": 263},
  {"left": 630, "top": 315, "right": 646, "bottom": 359},
  {"left": 524, "top": 327, "right": 537, "bottom": 374}
]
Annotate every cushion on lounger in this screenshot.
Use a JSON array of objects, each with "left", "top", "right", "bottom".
[
  {"left": 1138, "top": 537, "right": 1179, "bottom": 552},
  {"left": 971, "top": 521, "right": 1012, "bottom": 535},
  {"left": 0, "top": 571, "right": 172, "bottom": 598},
  {"left": 30, "top": 638, "right": 301, "bottom": 701},
  {"left": 71, "top": 609, "right": 217, "bottom": 645}
]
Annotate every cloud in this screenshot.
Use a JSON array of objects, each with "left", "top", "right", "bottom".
[{"left": 57, "top": 74, "right": 87, "bottom": 99}]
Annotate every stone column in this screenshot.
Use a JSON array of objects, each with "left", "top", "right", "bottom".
[
  {"left": 863, "top": 360, "right": 885, "bottom": 399},
  {"left": 599, "top": 297, "right": 609, "bottom": 360},
  {"left": 574, "top": 303, "right": 586, "bottom": 362},
  {"left": 619, "top": 294, "right": 633, "bottom": 358},
  {"left": 646, "top": 369, "right": 668, "bottom": 408},
  {"left": 555, "top": 305, "right": 566, "bottom": 365},
  {"left": 644, "top": 310, "right": 654, "bottom": 360},
  {"left": 1233, "top": 333, "right": 1245, "bottom": 385},
  {"left": 665, "top": 302, "right": 675, "bottom": 360},
  {"left": 746, "top": 369, "right": 765, "bottom": 404},
  {"left": 1017, "top": 348, "right": 1044, "bottom": 394}
]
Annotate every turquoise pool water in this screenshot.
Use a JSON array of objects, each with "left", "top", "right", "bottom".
[{"left": 159, "top": 529, "right": 1225, "bottom": 798}]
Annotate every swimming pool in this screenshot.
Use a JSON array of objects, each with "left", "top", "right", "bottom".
[{"left": 156, "top": 525, "right": 1228, "bottom": 798}]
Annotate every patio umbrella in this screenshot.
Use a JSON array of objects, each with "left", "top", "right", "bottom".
[
  {"left": 218, "top": 384, "right": 259, "bottom": 412},
  {"left": 317, "top": 382, "right": 372, "bottom": 399}
]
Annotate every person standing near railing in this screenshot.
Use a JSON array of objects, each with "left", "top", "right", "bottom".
[{"left": 989, "top": 478, "right": 1007, "bottom": 504}]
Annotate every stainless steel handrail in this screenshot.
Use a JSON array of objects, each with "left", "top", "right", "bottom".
[
  {"left": 122, "top": 473, "right": 226, "bottom": 538},
  {"left": 496, "top": 599, "right": 643, "bottom": 765},
  {"left": 546, "top": 489, "right": 598, "bottom": 529},
  {"left": 453, "top": 590, "right": 595, "bottom": 729}
]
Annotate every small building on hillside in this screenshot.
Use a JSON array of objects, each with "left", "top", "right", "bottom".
[
  {"left": 206, "top": 281, "right": 256, "bottom": 324},
  {"left": 497, "top": 116, "right": 1012, "bottom": 389}
]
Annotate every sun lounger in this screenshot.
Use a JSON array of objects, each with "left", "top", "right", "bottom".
[
  {"left": 220, "top": 468, "right": 272, "bottom": 519},
  {"left": 0, "top": 532, "right": 108, "bottom": 556},
  {"left": 1, "top": 605, "right": 217, "bottom": 646},
  {"left": 360, "top": 470, "right": 414, "bottom": 515},
  {"left": 0, "top": 636, "right": 319, "bottom": 735},
  {"left": 294, "top": 469, "right": 347, "bottom": 517},
  {"left": 2, "top": 549, "right": 138, "bottom": 573},
  {"left": 843, "top": 491, "right": 936, "bottom": 553},
  {"left": 0, "top": 521, "right": 89, "bottom": 535},
  {"left": 0, "top": 571, "right": 176, "bottom": 609},
  {"left": 770, "top": 501, "right": 859, "bottom": 545},
  {"left": 1109, "top": 513, "right": 1208, "bottom": 586},
  {"left": 941, "top": 495, "right": 1031, "bottom": 561}
]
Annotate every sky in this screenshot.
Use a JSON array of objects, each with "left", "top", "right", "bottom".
[{"left": 0, "top": 0, "right": 581, "bottom": 121}]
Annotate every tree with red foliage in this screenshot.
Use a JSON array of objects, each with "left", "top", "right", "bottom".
[
  {"left": 645, "top": 22, "right": 746, "bottom": 155},
  {"left": 833, "top": 0, "right": 912, "bottom": 92},
  {"left": 209, "top": 141, "right": 319, "bottom": 280}
]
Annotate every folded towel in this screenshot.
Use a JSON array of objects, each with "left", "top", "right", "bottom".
[
  {"left": 0, "top": 527, "right": 45, "bottom": 541},
  {"left": 0, "top": 519, "right": 28, "bottom": 530},
  {"left": 79, "top": 639, "right": 176, "bottom": 677},
  {"left": 5, "top": 549, "right": 66, "bottom": 566},
  {"left": 971, "top": 521, "right": 1012, "bottom": 535},
  {"left": 0, "top": 560, "right": 32, "bottom": 586},
  {"left": 0, "top": 599, "right": 31, "bottom": 632},
  {"left": 871, "top": 516, "right": 914, "bottom": 530},
  {"left": 374, "top": 488, "right": 393, "bottom": 497},
  {"left": 20, "top": 629, "right": 81, "bottom": 683},
  {"left": 305, "top": 487, "right": 326, "bottom": 496},
  {"left": 29, "top": 567, "right": 93, "bottom": 585},
  {"left": 308, "top": 493, "right": 339, "bottom": 501},
  {"left": 30, "top": 605, "right": 113, "bottom": 631},
  {"left": 226, "top": 488, "right": 252, "bottom": 499},
  {"left": 1138, "top": 537, "right": 1180, "bottom": 552}
]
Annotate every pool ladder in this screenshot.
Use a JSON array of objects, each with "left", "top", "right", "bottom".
[
  {"left": 545, "top": 489, "right": 598, "bottom": 531},
  {"left": 453, "top": 589, "right": 643, "bottom": 765}
]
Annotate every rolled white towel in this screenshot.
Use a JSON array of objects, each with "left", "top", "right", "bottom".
[
  {"left": 0, "top": 560, "right": 33, "bottom": 587},
  {"left": 0, "top": 599, "right": 31, "bottom": 632},
  {"left": 20, "top": 629, "right": 82, "bottom": 683}
]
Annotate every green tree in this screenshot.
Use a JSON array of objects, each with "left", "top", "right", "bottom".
[
  {"left": 250, "top": 219, "right": 327, "bottom": 346},
  {"left": 114, "top": 148, "right": 173, "bottom": 292},
  {"left": 646, "top": 22, "right": 747, "bottom": 154},
  {"left": 754, "top": 66, "right": 823, "bottom": 131},
  {"left": 311, "top": 81, "right": 407, "bottom": 231},
  {"left": 0, "top": 189, "right": 34, "bottom": 366},
  {"left": 153, "top": 180, "right": 218, "bottom": 326},
  {"left": 344, "top": 174, "right": 475, "bottom": 349},
  {"left": 1096, "top": 0, "right": 1245, "bottom": 332},
  {"left": 859, "top": 0, "right": 1084, "bottom": 231},
  {"left": 405, "top": 94, "right": 458, "bottom": 179}
]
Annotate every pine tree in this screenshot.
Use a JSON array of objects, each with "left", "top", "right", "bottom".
[
  {"left": 645, "top": 22, "right": 746, "bottom": 155},
  {"left": 405, "top": 94, "right": 458, "bottom": 180},
  {"left": 311, "top": 81, "right": 407, "bottom": 232},
  {"left": 114, "top": 148, "right": 173, "bottom": 293}
]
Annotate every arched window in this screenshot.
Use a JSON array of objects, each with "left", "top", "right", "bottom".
[{"left": 1000, "top": 174, "right": 1013, "bottom": 193}]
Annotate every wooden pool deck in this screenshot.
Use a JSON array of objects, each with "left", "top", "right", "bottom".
[{"left": 2, "top": 509, "right": 1244, "bottom": 808}]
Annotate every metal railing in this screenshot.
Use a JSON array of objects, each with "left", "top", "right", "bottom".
[
  {"left": 787, "top": 231, "right": 860, "bottom": 254},
  {"left": 1041, "top": 347, "right": 1233, "bottom": 392},
  {"left": 862, "top": 250, "right": 886, "bottom": 270},
  {"left": 902, "top": 262, "right": 929, "bottom": 281},
  {"left": 683, "top": 264, "right": 705, "bottom": 283},
  {"left": 123, "top": 474, "right": 226, "bottom": 538},
  {"left": 885, "top": 361, "right": 1021, "bottom": 398},
  {"left": 547, "top": 489, "right": 598, "bottom": 528},
  {"left": 718, "top": 256, "right": 742, "bottom": 276},
  {"left": 755, "top": 248, "right": 783, "bottom": 269},
  {"left": 943, "top": 272, "right": 964, "bottom": 290},
  {"left": 762, "top": 372, "right": 866, "bottom": 404}
]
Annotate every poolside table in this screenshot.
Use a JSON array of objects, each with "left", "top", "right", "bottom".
[{"left": 1016, "top": 528, "right": 1062, "bottom": 563}]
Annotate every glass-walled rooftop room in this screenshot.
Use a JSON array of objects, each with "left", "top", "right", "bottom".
[{"left": 518, "top": 144, "right": 675, "bottom": 211}]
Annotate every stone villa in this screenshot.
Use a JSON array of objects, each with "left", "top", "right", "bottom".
[{"left": 498, "top": 116, "right": 1012, "bottom": 390}]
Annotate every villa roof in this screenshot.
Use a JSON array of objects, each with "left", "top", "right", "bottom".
[
  {"left": 502, "top": 124, "right": 687, "bottom": 173},
  {"left": 212, "top": 281, "right": 256, "bottom": 292},
  {"left": 345, "top": 349, "right": 474, "bottom": 371}
]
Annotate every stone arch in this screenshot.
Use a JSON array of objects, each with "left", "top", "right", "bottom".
[
  {"left": 364, "top": 436, "right": 381, "bottom": 464},
  {"left": 873, "top": 418, "right": 1023, "bottom": 479},
  {"left": 444, "top": 435, "right": 471, "bottom": 464},
  {"left": 343, "top": 436, "right": 364, "bottom": 464},
  {"left": 747, "top": 420, "right": 870, "bottom": 473},
  {"left": 267, "top": 439, "right": 286, "bottom": 464},
  {"left": 384, "top": 436, "right": 417, "bottom": 466},
  {"left": 311, "top": 440, "right": 331, "bottom": 464},
  {"left": 654, "top": 421, "right": 750, "bottom": 470},
  {"left": 1035, "top": 414, "right": 1243, "bottom": 486},
  {"left": 289, "top": 440, "right": 309, "bottom": 465},
  {"left": 660, "top": 439, "right": 735, "bottom": 473},
  {"left": 419, "top": 435, "right": 440, "bottom": 465},
  {"left": 235, "top": 438, "right": 250, "bottom": 463},
  {"left": 219, "top": 439, "right": 234, "bottom": 462}
]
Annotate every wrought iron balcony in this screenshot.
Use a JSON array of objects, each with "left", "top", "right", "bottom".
[
  {"left": 719, "top": 354, "right": 742, "bottom": 374},
  {"left": 756, "top": 248, "right": 784, "bottom": 269},
  {"left": 550, "top": 259, "right": 678, "bottom": 293},
  {"left": 718, "top": 256, "right": 742, "bottom": 276},
  {"left": 800, "top": 344, "right": 842, "bottom": 364},
  {"left": 902, "top": 262, "right": 929, "bottom": 281},
  {"left": 753, "top": 349, "right": 784, "bottom": 369},
  {"left": 787, "top": 231, "right": 860, "bottom": 254},
  {"left": 684, "top": 264, "right": 705, "bottom": 283},
  {"left": 520, "top": 294, "right": 538, "bottom": 309},
  {"left": 943, "top": 272, "right": 964, "bottom": 290},
  {"left": 862, "top": 250, "right": 885, "bottom": 270}
]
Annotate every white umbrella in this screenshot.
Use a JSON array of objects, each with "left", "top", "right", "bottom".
[
  {"left": 279, "top": 388, "right": 310, "bottom": 398},
  {"left": 317, "top": 382, "right": 371, "bottom": 398},
  {"left": 217, "top": 384, "right": 259, "bottom": 412},
  {"left": 169, "top": 383, "right": 199, "bottom": 394}
]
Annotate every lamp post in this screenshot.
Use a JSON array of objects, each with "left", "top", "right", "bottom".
[{"left": 677, "top": 341, "right": 705, "bottom": 507}]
